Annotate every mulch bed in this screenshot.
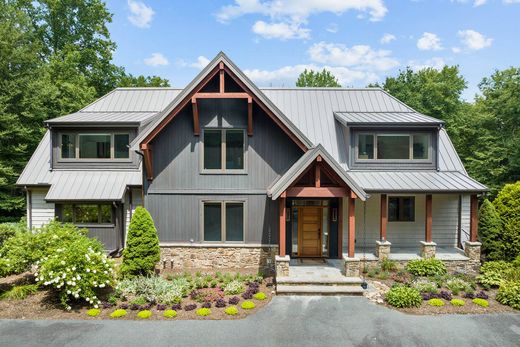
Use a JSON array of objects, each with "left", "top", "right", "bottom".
[{"left": 0, "top": 272, "right": 274, "bottom": 320}]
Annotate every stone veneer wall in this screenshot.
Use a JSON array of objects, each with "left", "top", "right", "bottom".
[
  {"left": 357, "top": 258, "right": 480, "bottom": 277},
  {"left": 159, "top": 245, "right": 278, "bottom": 275}
]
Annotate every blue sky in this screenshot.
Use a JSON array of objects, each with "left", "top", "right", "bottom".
[{"left": 106, "top": 0, "right": 520, "bottom": 100}]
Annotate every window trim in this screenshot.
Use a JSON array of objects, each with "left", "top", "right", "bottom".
[
  {"left": 58, "top": 132, "right": 131, "bottom": 162},
  {"left": 200, "top": 128, "right": 247, "bottom": 174},
  {"left": 56, "top": 203, "right": 115, "bottom": 226},
  {"left": 200, "top": 200, "right": 246, "bottom": 243},
  {"left": 355, "top": 132, "right": 432, "bottom": 163},
  {"left": 388, "top": 196, "right": 416, "bottom": 223}
]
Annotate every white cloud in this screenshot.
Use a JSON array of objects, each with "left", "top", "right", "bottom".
[
  {"left": 380, "top": 33, "right": 396, "bottom": 44},
  {"left": 451, "top": 0, "right": 487, "bottom": 6},
  {"left": 244, "top": 64, "right": 378, "bottom": 87},
  {"left": 190, "top": 56, "right": 211, "bottom": 69},
  {"left": 504, "top": 0, "right": 520, "bottom": 3},
  {"left": 127, "top": 0, "right": 154, "bottom": 28},
  {"left": 143, "top": 53, "right": 169, "bottom": 67},
  {"left": 452, "top": 47, "right": 462, "bottom": 53},
  {"left": 458, "top": 29, "right": 493, "bottom": 50},
  {"left": 408, "top": 57, "right": 447, "bottom": 71},
  {"left": 326, "top": 23, "right": 339, "bottom": 33},
  {"left": 308, "top": 42, "right": 399, "bottom": 71},
  {"left": 216, "top": 0, "right": 387, "bottom": 40},
  {"left": 417, "top": 32, "right": 443, "bottom": 51},
  {"left": 252, "top": 21, "right": 310, "bottom": 40}
]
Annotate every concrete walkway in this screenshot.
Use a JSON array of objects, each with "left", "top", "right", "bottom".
[{"left": 1, "top": 297, "right": 519, "bottom": 347}]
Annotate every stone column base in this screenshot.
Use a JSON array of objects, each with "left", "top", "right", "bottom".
[
  {"left": 464, "top": 241, "right": 482, "bottom": 262},
  {"left": 275, "top": 255, "right": 290, "bottom": 277},
  {"left": 420, "top": 241, "right": 437, "bottom": 259},
  {"left": 375, "top": 240, "right": 391, "bottom": 260},
  {"left": 344, "top": 256, "right": 361, "bottom": 277}
]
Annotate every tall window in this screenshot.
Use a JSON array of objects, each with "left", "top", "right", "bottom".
[
  {"left": 388, "top": 197, "right": 415, "bottom": 222},
  {"left": 57, "top": 204, "right": 113, "bottom": 224},
  {"left": 60, "top": 133, "right": 130, "bottom": 160},
  {"left": 203, "top": 201, "right": 244, "bottom": 242},
  {"left": 357, "top": 133, "right": 430, "bottom": 161},
  {"left": 203, "top": 129, "right": 245, "bottom": 172}
]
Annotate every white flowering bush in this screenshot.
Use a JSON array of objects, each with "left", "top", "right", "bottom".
[{"left": 34, "top": 229, "right": 115, "bottom": 309}]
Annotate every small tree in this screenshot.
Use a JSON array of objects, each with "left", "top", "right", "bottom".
[
  {"left": 296, "top": 69, "right": 341, "bottom": 87},
  {"left": 121, "top": 207, "right": 160, "bottom": 277},
  {"left": 479, "top": 199, "right": 503, "bottom": 261},
  {"left": 493, "top": 182, "right": 520, "bottom": 261}
]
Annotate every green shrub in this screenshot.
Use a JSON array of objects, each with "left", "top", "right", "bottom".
[
  {"left": 0, "top": 223, "right": 19, "bottom": 247},
  {"left": 428, "top": 298, "right": 445, "bottom": 307},
  {"left": 195, "top": 308, "right": 211, "bottom": 316},
  {"left": 479, "top": 199, "right": 504, "bottom": 261},
  {"left": 472, "top": 298, "right": 489, "bottom": 307},
  {"left": 450, "top": 299, "right": 465, "bottom": 306},
  {"left": 381, "top": 259, "right": 397, "bottom": 272},
  {"left": 241, "top": 301, "right": 255, "bottom": 309},
  {"left": 253, "top": 292, "right": 266, "bottom": 300},
  {"left": 406, "top": 259, "right": 447, "bottom": 277},
  {"left": 224, "top": 306, "right": 239, "bottom": 315},
  {"left": 411, "top": 278, "right": 438, "bottom": 294},
  {"left": 121, "top": 207, "right": 160, "bottom": 277},
  {"left": 496, "top": 281, "right": 520, "bottom": 309},
  {"left": 445, "top": 277, "right": 473, "bottom": 295},
  {"left": 137, "top": 310, "right": 152, "bottom": 319},
  {"left": 385, "top": 286, "right": 422, "bottom": 308},
  {"left": 493, "top": 182, "right": 520, "bottom": 261},
  {"left": 110, "top": 309, "right": 127, "bottom": 318},
  {"left": 35, "top": 229, "right": 115, "bottom": 309},
  {"left": 0, "top": 284, "right": 39, "bottom": 300},
  {"left": 163, "top": 309, "right": 177, "bottom": 318},
  {"left": 117, "top": 276, "right": 186, "bottom": 304},
  {"left": 223, "top": 280, "right": 244, "bottom": 295},
  {"left": 87, "top": 308, "right": 101, "bottom": 317},
  {"left": 477, "top": 261, "right": 514, "bottom": 288}
]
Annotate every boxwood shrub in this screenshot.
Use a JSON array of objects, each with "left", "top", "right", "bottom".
[
  {"left": 427, "top": 298, "right": 444, "bottom": 307},
  {"left": 137, "top": 310, "right": 152, "bottom": 319},
  {"left": 224, "top": 306, "right": 239, "bottom": 315},
  {"left": 496, "top": 281, "right": 520, "bottom": 309},
  {"left": 241, "top": 300, "right": 256, "bottom": 309},
  {"left": 196, "top": 308, "right": 211, "bottom": 316},
  {"left": 163, "top": 309, "right": 177, "bottom": 318},
  {"left": 385, "top": 286, "right": 422, "bottom": 308},
  {"left": 253, "top": 292, "right": 266, "bottom": 300},
  {"left": 86, "top": 308, "right": 101, "bottom": 317},
  {"left": 110, "top": 309, "right": 127, "bottom": 318},
  {"left": 472, "top": 298, "right": 489, "bottom": 307},
  {"left": 450, "top": 299, "right": 465, "bottom": 306},
  {"left": 405, "top": 259, "right": 447, "bottom": 277}
]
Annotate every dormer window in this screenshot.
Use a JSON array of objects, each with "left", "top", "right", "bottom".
[
  {"left": 357, "top": 133, "right": 431, "bottom": 161},
  {"left": 60, "top": 132, "right": 130, "bottom": 160}
]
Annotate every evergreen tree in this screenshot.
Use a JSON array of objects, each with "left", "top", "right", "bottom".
[
  {"left": 296, "top": 69, "right": 341, "bottom": 87},
  {"left": 478, "top": 199, "right": 503, "bottom": 261},
  {"left": 121, "top": 207, "right": 160, "bottom": 277},
  {"left": 493, "top": 182, "right": 520, "bottom": 261}
]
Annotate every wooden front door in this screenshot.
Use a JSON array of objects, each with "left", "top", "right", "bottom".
[{"left": 298, "top": 207, "right": 322, "bottom": 257}]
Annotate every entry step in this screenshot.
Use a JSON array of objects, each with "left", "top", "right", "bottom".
[
  {"left": 276, "top": 284, "right": 366, "bottom": 296},
  {"left": 276, "top": 276, "right": 363, "bottom": 286}
]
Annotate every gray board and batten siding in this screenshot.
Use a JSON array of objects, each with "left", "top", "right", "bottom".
[{"left": 144, "top": 98, "right": 303, "bottom": 244}]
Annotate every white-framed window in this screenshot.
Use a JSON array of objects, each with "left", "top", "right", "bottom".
[
  {"left": 202, "top": 201, "right": 245, "bottom": 242},
  {"left": 357, "top": 133, "right": 431, "bottom": 161},
  {"left": 388, "top": 196, "right": 415, "bottom": 222},
  {"left": 59, "top": 132, "right": 130, "bottom": 160},
  {"left": 201, "top": 128, "right": 246, "bottom": 173}
]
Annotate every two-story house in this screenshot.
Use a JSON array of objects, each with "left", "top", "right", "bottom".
[{"left": 17, "top": 52, "right": 486, "bottom": 280}]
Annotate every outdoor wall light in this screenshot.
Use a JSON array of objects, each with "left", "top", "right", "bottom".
[
  {"left": 332, "top": 208, "right": 338, "bottom": 222},
  {"left": 286, "top": 208, "right": 291, "bottom": 222}
]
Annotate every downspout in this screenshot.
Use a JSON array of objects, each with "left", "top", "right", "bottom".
[
  {"left": 436, "top": 124, "right": 442, "bottom": 171},
  {"left": 25, "top": 187, "right": 32, "bottom": 230},
  {"left": 135, "top": 149, "right": 146, "bottom": 207}
]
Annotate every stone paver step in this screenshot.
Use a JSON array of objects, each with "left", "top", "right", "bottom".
[
  {"left": 276, "top": 276, "right": 364, "bottom": 286},
  {"left": 276, "top": 284, "right": 366, "bottom": 296}
]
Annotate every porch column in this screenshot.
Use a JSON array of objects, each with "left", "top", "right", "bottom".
[
  {"left": 279, "top": 197, "right": 286, "bottom": 257},
  {"left": 421, "top": 194, "right": 436, "bottom": 259},
  {"left": 469, "top": 194, "right": 478, "bottom": 242},
  {"left": 380, "top": 194, "right": 387, "bottom": 241},
  {"left": 348, "top": 193, "right": 356, "bottom": 258},
  {"left": 425, "top": 194, "right": 432, "bottom": 242}
]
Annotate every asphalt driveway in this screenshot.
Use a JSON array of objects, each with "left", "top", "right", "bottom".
[{"left": 1, "top": 296, "right": 519, "bottom": 347}]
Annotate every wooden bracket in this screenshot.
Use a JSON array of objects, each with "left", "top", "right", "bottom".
[
  {"left": 141, "top": 143, "right": 154, "bottom": 181},
  {"left": 219, "top": 62, "right": 225, "bottom": 93},
  {"left": 192, "top": 98, "right": 200, "bottom": 136},
  {"left": 247, "top": 97, "right": 253, "bottom": 136},
  {"left": 315, "top": 163, "right": 321, "bottom": 188}
]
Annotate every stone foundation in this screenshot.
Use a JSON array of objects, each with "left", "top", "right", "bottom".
[
  {"left": 375, "top": 240, "right": 391, "bottom": 259},
  {"left": 464, "top": 241, "right": 482, "bottom": 262},
  {"left": 159, "top": 245, "right": 277, "bottom": 275},
  {"left": 275, "top": 255, "right": 290, "bottom": 277},
  {"left": 420, "top": 241, "right": 437, "bottom": 259},
  {"left": 344, "top": 256, "right": 361, "bottom": 277}
]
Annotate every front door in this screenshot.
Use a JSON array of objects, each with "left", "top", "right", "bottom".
[{"left": 298, "top": 207, "right": 322, "bottom": 257}]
